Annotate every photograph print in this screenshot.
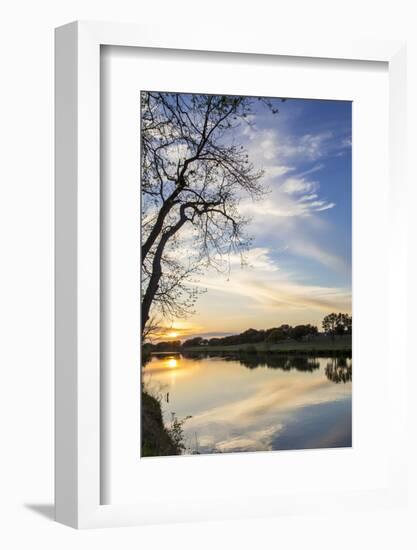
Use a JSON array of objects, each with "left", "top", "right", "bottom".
[{"left": 140, "top": 91, "right": 352, "bottom": 457}]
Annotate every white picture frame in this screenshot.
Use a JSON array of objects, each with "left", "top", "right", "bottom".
[{"left": 55, "top": 20, "right": 407, "bottom": 529}]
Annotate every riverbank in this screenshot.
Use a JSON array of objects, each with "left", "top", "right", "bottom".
[
  {"left": 141, "top": 390, "right": 182, "bottom": 457},
  {"left": 181, "top": 335, "right": 352, "bottom": 355}
]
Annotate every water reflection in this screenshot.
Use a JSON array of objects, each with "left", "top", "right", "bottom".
[
  {"left": 143, "top": 352, "right": 352, "bottom": 454},
  {"left": 181, "top": 351, "right": 352, "bottom": 379},
  {"left": 325, "top": 357, "right": 352, "bottom": 384},
  {"left": 270, "top": 399, "right": 352, "bottom": 450}
]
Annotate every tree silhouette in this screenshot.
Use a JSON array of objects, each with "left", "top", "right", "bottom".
[
  {"left": 141, "top": 92, "right": 280, "bottom": 335},
  {"left": 322, "top": 312, "right": 352, "bottom": 339}
]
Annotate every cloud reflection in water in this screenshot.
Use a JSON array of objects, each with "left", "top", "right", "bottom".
[{"left": 143, "top": 353, "right": 352, "bottom": 454}]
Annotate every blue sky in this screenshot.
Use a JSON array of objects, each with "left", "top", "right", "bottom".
[
  {"left": 166, "top": 96, "right": 352, "bottom": 339},
  {"left": 248, "top": 98, "right": 352, "bottom": 290}
]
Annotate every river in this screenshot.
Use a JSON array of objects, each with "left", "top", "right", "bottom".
[{"left": 142, "top": 352, "right": 352, "bottom": 454}]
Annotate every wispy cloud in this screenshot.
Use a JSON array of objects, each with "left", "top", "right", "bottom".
[
  {"left": 229, "top": 247, "right": 280, "bottom": 272},
  {"left": 195, "top": 248, "right": 351, "bottom": 315},
  {"left": 286, "top": 238, "right": 348, "bottom": 274},
  {"left": 239, "top": 125, "right": 337, "bottom": 221},
  {"left": 288, "top": 131, "right": 334, "bottom": 161},
  {"left": 243, "top": 125, "right": 344, "bottom": 164},
  {"left": 236, "top": 118, "right": 349, "bottom": 276},
  {"left": 240, "top": 187, "right": 335, "bottom": 219},
  {"left": 280, "top": 176, "right": 317, "bottom": 195}
]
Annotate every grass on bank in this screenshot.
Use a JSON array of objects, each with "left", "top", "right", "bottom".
[
  {"left": 142, "top": 391, "right": 179, "bottom": 457},
  {"left": 141, "top": 390, "right": 189, "bottom": 457}
]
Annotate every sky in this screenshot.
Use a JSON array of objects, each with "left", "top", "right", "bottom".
[{"left": 156, "top": 96, "right": 352, "bottom": 341}]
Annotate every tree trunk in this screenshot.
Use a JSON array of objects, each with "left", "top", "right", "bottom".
[
  {"left": 142, "top": 193, "right": 178, "bottom": 262},
  {"left": 141, "top": 206, "right": 189, "bottom": 332},
  {"left": 141, "top": 159, "right": 198, "bottom": 262}
]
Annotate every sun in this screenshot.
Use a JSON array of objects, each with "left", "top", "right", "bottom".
[
  {"left": 167, "top": 331, "right": 179, "bottom": 338},
  {"left": 166, "top": 358, "right": 178, "bottom": 369}
]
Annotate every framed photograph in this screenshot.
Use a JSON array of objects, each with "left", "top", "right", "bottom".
[
  {"left": 55, "top": 21, "right": 407, "bottom": 528},
  {"left": 138, "top": 92, "right": 354, "bottom": 459}
]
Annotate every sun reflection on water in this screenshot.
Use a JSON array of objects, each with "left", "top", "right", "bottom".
[{"left": 166, "top": 358, "right": 178, "bottom": 369}]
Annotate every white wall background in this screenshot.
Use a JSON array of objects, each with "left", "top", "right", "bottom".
[{"left": 0, "top": 0, "right": 416, "bottom": 548}]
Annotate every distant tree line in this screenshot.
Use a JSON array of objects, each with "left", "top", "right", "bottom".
[
  {"left": 183, "top": 324, "right": 319, "bottom": 348},
  {"left": 143, "top": 313, "right": 352, "bottom": 351}
]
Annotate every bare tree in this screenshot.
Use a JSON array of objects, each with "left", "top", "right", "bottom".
[
  {"left": 141, "top": 92, "right": 278, "bottom": 335},
  {"left": 141, "top": 315, "right": 163, "bottom": 343}
]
